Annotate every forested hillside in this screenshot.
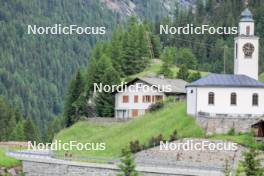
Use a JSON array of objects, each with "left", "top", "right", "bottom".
[{"left": 0, "top": 0, "right": 192, "bottom": 132}]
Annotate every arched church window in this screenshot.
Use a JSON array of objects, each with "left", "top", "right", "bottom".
[
  {"left": 246, "top": 26, "right": 250, "bottom": 35},
  {"left": 231, "top": 93, "right": 237, "bottom": 105},
  {"left": 252, "top": 93, "right": 258, "bottom": 106},
  {"left": 208, "top": 92, "right": 214, "bottom": 105}
]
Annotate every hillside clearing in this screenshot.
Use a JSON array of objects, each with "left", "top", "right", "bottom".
[
  {"left": 55, "top": 101, "right": 204, "bottom": 159},
  {"left": 131, "top": 59, "right": 209, "bottom": 79}
]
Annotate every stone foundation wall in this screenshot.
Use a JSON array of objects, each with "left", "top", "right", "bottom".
[
  {"left": 22, "top": 160, "right": 187, "bottom": 176},
  {"left": 196, "top": 115, "right": 260, "bottom": 135}
]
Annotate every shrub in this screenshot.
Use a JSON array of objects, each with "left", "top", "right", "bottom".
[
  {"left": 148, "top": 134, "right": 165, "bottom": 147},
  {"left": 129, "top": 140, "right": 142, "bottom": 153},
  {"left": 169, "top": 130, "right": 177, "bottom": 141},
  {"left": 149, "top": 101, "right": 164, "bottom": 112},
  {"left": 227, "top": 128, "right": 236, "bottom": 135}
]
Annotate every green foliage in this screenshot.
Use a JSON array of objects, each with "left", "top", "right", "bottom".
[
  {"left": 188, "top": 71, "right": 201, "bottom": 82},
  {"left": 148, "top": 134, "right": 165, "bottom": 147},
  {"left": 118, "top": 149, "right": 138, "bottom": 176},
  {"left": 169, "top": 130, "right": 177, "bottom": 142},
  {"left": 0, "top": 99, "right": 24, "bottom": 141},
  {"left": 9, "top": 121, "right": 25, "bottom": 141},
  {"left": 159, "top": 47, "right": 175, "bottom": 78},
  {"left": 177, "top": 65, "right": 190, "bottom": 81},
  {"left": 95, "top": 59, "right": 121, "bottom": 117},
  {"left": 0, "top": 147, "right": 21, "bottom": 168},
  {"left": 24, "top": 117, "right": 40, "bottom": 143},
  {"left": 44, "top": 117, "right": 63, "bottom": 142},
  {"left": 240, "top": 149, "right": 264, "bottom": 176},
  {"left": 176, "top": 48, "right": 197, "bottom": 70},
  {"left": 151, "top": 35, "right": 162, "bottom": 58},
  {"left": 64, "top": 70, "right": 84, "bottom": 127},
  {"left": 129, "top": 140, "right": 142, "bottom": 153},
  {"left": 149, "top": 101, "right": 164, "bottom": 112}
]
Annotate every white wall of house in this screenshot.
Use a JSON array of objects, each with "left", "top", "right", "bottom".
[
  {"left": 187, "top": 87, "right": 264, "bottom": 117},
  {"left": 115, "top": 81, "right": 165, "bottom": 119}
]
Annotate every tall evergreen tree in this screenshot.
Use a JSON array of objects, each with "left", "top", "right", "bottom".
[
  {"left": 64, "top": 70, "right": 84, "bottom": 127},
  {"left": 24, "top": 117, "right": 40, "bottom": 143},
  {"left": 9, "top": 120, "right": 25, "bottom": 141}
]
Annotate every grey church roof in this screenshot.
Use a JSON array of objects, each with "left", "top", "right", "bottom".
[
  {"left": 186, "top": 74, "right": 264, "bottom": 88},
  {"left": 240, "top": 8, "right": 254, "bottom": 22}
]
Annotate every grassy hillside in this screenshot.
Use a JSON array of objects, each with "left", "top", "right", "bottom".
[
  {"left": 55, "top": 101, "right": 204, "bottom": 159},
  {"left": 0, "top": 147, "right": 20, "bottom": 168},
  {"left": 131, "top": 59, "right": 209, "bottom": 79}
]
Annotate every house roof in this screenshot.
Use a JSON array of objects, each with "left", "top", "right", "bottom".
[
  {"left": 113, "top": 77, "right": 188, "bottom": 94},
  {"left": 138, "top": 77, "right": 188, "bottom": 93},
  {"left": 186, "top": 74, "right": 264, "bottom": 88}
]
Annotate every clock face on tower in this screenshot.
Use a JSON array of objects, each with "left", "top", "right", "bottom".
[{"left": 243, "top": 43, "right": 254, "bottom": 58}]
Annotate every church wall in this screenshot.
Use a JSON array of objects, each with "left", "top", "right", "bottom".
[
  {"left": 186, "top": 87, "right": 197, "bottom": 116},
  {"left": 196, "top": 87, "right": 264, "bottom": 116}
]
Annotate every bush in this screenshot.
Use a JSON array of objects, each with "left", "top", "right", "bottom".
[
  {"left": 169, "top": 130, "right": 177, "bottom": 142},
  {"left": 227, "top": 128, "right": 236, "bottom": 135},
  {"left": 148, "top": 134, "right": 165, "bottom": 147},
  {"left": 129, "top": 140, "right": 142, "bottom": 153},
  {"left": 149, "top": 101, "right": 164, "bottom": 112}
]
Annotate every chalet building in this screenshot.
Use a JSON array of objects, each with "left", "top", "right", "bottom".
[
  {"left": 115, "top": 77, "right": 187, "bottom": 119},
  {"left": 186, "top": 8, "right": 264, "bottom": 135}
]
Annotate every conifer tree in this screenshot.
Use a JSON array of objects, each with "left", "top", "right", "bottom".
[
  {"left": 118, "top": 149, "right": 138, "bottom": 176},
  {"left": 24, "top": 117, "right": 40, "bottom": 143},
  {"left": 151, "top": 35, "right": 162, "bottom": 58},
  {"left": 95, "top": 65, "right": 120, "bottom": 117},
  {"left": 64, "top": 70, "right": 84, "bottom": 127},
  {"left": 188, "top": 71, "right": 201, "bottom": 82},
  {"left": 159, "top": 47, "right": 174, "bottom": 78},
  {"left": 10, "top": 120, "right": 25, "bottom": 141}
]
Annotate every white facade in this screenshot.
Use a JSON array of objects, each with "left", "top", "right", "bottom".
[
  {"left": 115, "top": 81, "right": 165, "bottom": 119},
  {"left": 187, "top": 87, "right": 264, "bottom": 117}
]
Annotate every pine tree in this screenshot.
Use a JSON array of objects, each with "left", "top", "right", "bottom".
[
  {"left": 176, "top": 48, "right": 197, "bottom": 70},
  {"left": 9, "top": 120, "right": 25, "bottom": 141},
  {"left": 64, "top": 70, "right": 84, "bottom": 127},
  {"left": 95, "top": 66, "right": 120, "bottom": 117},
  {"left": 177, "top": 64, "right": 190, "bottom": 81},
  {"left": 24, "top": 117, "right": 40, "bottom": 143},
  {"left": 151, "top": 35, "right": 162, "bottom": 58},
  {"left": 159, "top": 47, "right": 175, "bottom": 78},
  {"left": 118, "top": 149, "right": 138, "bottom": 176}
]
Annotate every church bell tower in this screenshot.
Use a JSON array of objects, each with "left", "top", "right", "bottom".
[{"left": 234, "top": 7, "right": 259, "bottom": 80}]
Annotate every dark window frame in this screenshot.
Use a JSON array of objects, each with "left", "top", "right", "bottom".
[
  {"left": 231, "top": 93, "right": 237, "bottom": 105},
  {"left": 208, "top": 92, "right": 215, "bottom": 105}
]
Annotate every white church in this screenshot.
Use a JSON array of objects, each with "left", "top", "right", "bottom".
[{"left": 186, "top": 8, "right": 264, "bottom": 135}]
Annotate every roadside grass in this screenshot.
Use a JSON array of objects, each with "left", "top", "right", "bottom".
[
  {"left": 55, "top": 101, "right": 204, "bottom": 159},
  {"left": 0, "top": 147, "right": 21, "bottom": 168}
]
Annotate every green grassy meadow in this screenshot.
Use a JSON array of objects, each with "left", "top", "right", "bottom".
[
  {"left": 55, "top": 101, "right": 204, "bottom": 159},
  {"left": 131, "top": 59, "right": 209, "bottom": 79},
  {"left": 0, "top": 147, "right": 21, "bottom": 168}
]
